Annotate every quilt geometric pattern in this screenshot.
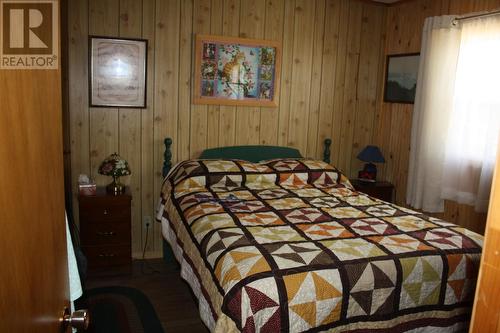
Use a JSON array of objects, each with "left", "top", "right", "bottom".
[
  {"left": 399, "top": 255, "right": 443, "bottom": 309},
  {"left": 411, "top": 228, "right": 479, "bottom": 250},
  {"left": 255, "top": 188, "right": 291, "bottom": 200},
  {"left": 297, "top": 221, "right": 353, "bottom": 240},
  {"left": 320, "top": 238, "right": 387, "bottom": 261},
  {"left": 235, "top": 212, "right": 285, "bottom": 226},
  {"left": 345, "top": 260, "right": 397, "bottom": 317},
  {"left": 383, "top": 215, "right": 438, "bottom": 232},
  {"left": 305, "top": 196, "right": 341, "bottom": 208},
  {"left": 444, "top": 253, "right": 480, "bottom": 305},
  {"left": 202, "top": 228, "right": 251, "bottom": 267},
  {"left": 159, "top": 158, "right": 483, "bottom": 332},
  {"left": 343, "top": 217, "right": 399, "bottom": 236},
  {"left": 227, "top": 276, "right": 281, "bottom": 332},
  {"left": 178, "top": 191, "right": 214, "bottom": 211},
  {"left": 190, "top": 213, "right": 236, "bottom": 242},
  {"left": 281, "top": 207, "right": 332, "bottom": 224},
  {"left": 216, "top": 190, "right": 256, "bottom": 201},
  {"left": 263, "top": 242, "right": 334, "bottom": 269},
  {"left": 283, "top": 269, "right": 343, "bottom": 332},
  {"left": 214, "top": 246, "right": 271, "bottom": 292}
]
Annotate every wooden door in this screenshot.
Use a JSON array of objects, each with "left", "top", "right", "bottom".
[
  {"left": 470, "top": 145, "right": 500, "bottom": 332},
  {"left": 0, "top": 0, "right": 70, "bottom": 332}
]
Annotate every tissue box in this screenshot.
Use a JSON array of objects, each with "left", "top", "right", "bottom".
[{"left": 79, "top": 183, "right": 97, "bottom": 196}]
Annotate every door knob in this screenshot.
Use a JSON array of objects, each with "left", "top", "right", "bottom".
[{"left": 61, "top": 307, "right": 90, "bottom": 331}]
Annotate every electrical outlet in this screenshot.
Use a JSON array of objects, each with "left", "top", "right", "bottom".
[{"left": 144, "top": 216, "right": 152, "bottom": 229}]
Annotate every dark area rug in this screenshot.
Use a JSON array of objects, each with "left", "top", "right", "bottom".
[{"left": 75, "top": 286, "right": 165, "bottom": 333}]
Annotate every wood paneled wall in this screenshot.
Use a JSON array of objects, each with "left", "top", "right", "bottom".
[
  {"left": 67, "top": 0, "right": 498, "bottom": 257},
  {"left": 374, "top": 0, "right": 500, "bottom": 234},
  {"left": 67, "top": 0, "right": 386, "bottom": 257}
]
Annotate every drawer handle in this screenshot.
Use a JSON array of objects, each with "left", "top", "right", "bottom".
[
  {"left": 103, "top": 209, "right": 108, "bottom": 215},
  {"left": 97, "top": 231, "right": 116, "bottom": 236},
  {"left": 98, "top": 253, "right": 116, "bottom": 257}
]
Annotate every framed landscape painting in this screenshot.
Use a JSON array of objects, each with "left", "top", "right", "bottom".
[
  {"left": 194, "top": 34, "right": 281, "bottom": 107},
  {"left": 89, "top": 36, "right": 147, "bottom": 108},
  {"left": 384, "top": 53, "right": 420, "bottom": 104}
]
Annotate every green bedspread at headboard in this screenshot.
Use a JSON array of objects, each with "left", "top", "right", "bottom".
[
  {"left": 162, "top": 138, "right": 332, "bottom": 177},
  {"left": 199, "top": 145, "right": 302, "bottom": 162}
]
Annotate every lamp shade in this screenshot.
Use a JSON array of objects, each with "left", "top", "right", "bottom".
[
  {"left": 357, "top": 145, "right": 385, "bottom": 163},
  {"left": 98, "top": 152, "right": 131, "bottom": 177}
]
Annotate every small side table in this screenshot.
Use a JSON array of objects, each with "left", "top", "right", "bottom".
[
  {"left": 79, "top": 187, "right": 132, "bottom": 276},
  {"left": 350, "top": 179, "right": 394, "bottom": 203}
]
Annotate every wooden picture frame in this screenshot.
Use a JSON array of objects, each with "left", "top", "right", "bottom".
[
  {"left": 89, "top": 36, "right": 148, "bottom": 108},
  {"left": 384, "top": 53, "right": 420, "bottom": 104},
  {"left": 194, "top": 34, "right": 281, "bottom": 108}
]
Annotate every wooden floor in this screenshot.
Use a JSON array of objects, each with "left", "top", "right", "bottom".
[{"left": 84, "top": 259, "right": 209, "bottom": 333}]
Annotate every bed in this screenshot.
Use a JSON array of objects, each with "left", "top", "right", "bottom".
[{"left": 156, "top": 138, "right": 483, "bottom": 332}]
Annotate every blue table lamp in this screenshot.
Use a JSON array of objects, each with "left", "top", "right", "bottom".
[{"left": 357, "top": 145, "right": 385, "bottom": 182}]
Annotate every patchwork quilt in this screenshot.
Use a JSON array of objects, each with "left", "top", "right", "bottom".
[{"left": 156, "top": 158, "right": 483, "bottom": 333}]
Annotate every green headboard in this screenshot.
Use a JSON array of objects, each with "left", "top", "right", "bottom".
[
  {"left": 200, "top": 145, "right": 302, "bottom": 162},
  {"left": 162, "top": 138, "right": 332, "bottom": 177}
]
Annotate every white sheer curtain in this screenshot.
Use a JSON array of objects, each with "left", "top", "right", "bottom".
[
  {"left": 406, "top": 16, "right": 462, "bottom": 212},
  {"left": 407, "top": 14, "right": 500, "bottom": 213},
  {"left": 441, "top": 16, "right": 500, "bottom": 212}
]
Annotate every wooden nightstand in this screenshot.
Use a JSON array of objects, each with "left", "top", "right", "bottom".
[
  {"left": 350, "top": 179, "right": 394, "bottom": 203},
  {"left": 79, "top": 187, "right": 132, "bottom": 276}
]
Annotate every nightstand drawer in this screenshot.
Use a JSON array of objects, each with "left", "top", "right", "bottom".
[
  {"left": 359, "top": 187, "right": 392, "bottom": 202},
  {"left": 350, "top": 180, "right": 394, "bottom": 203},
  {"left": 80, "top": 220, "right": 130, "bottom": 246},
  {"left": 79, "top": 201, "right": 130, "bottom": 222},
  {"left": 83, "top": 245, "right": 131, "bottom": 268}
]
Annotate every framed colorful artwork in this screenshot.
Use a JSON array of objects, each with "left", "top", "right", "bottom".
[
  {"left": 89, "top": 36, "right": 148, "bottom": 108},
  {"left": 194, "top": 34, "right": 281, "bottom": 107}
]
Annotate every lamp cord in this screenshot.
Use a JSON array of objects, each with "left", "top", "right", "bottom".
[{"left": 141, "top": 223, "right": 160, "bottom": 275}]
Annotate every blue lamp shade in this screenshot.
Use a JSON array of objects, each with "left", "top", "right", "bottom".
[
  {"left": 357, "top": 145, "right": 385, "bottom": 163},
  {"left": 357, "top": 145, "right": 385, "bottom": 182}
]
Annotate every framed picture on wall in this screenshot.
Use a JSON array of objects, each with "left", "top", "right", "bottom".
[
  {"left": 384, "top": 53, "right": 420, "bottom": 104},
  {"left": 194, "top": 34, "right": 281, "bottom": 107},
  {"left": 89, "top": 36, "right": 148, "bottom": 108}
]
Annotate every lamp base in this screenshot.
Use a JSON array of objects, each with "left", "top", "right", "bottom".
[
  {"left": 358, "top": 163, "right": 377, "bottom": 182},
  {"left": 106, "top": 177, "right": 125, "bottom": 195}
]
